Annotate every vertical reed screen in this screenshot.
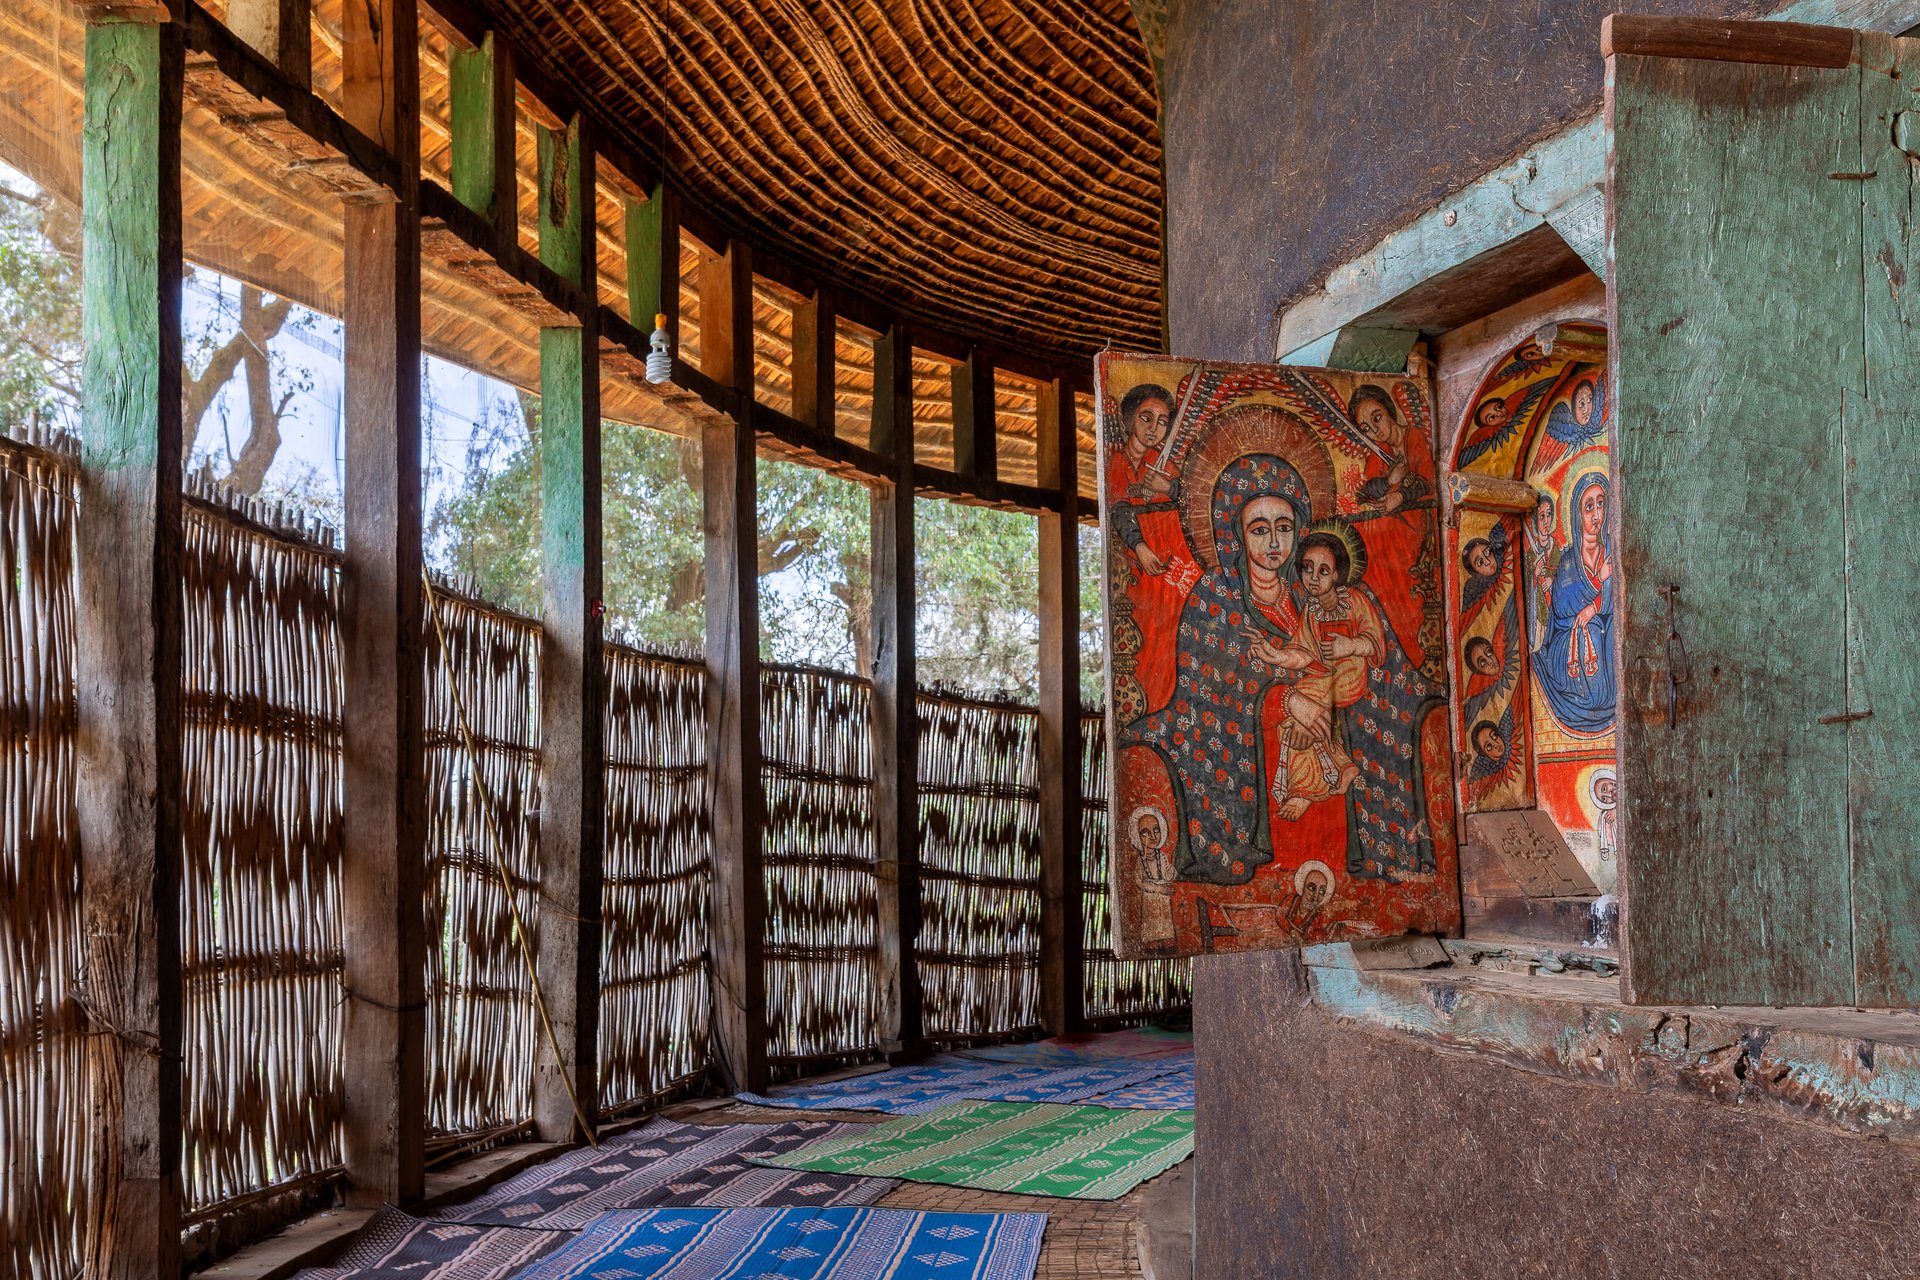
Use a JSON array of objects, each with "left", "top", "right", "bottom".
[
  {"left": 915, "top": 692, "right": 1042, "bottom": 1038},
  {"left": 600, "top": 644, "right": 712, "bottom": 1111},
  {"left": 180, "top": 498, "right": 346, "bottom": 1216},
  {"left": 423, "top": 587, "right": 542, "bottom": 1143},
  {"left": 0, "top": 435, "right": 82, "bottom": 1280},
  {"left": 761, "top": 664, "right": 879, "bottom": 1066},
  {"left": 1079, "top": 712, "right": 1190, "bottom": 1018}
]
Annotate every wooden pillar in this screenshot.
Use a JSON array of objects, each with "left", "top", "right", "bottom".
[
  {"left": 701, "top": 240, "right": 769, "bottom": 1092},
  {"left": 950, "top": 349, "right": 995, "bottom": 481},
  {"left": 448, "top": 30, "right": 514, "bottom": 241},
  {"left": 533, "top": 114, "right": 603, "bottom": 1140},
  {"left": 227, "top": 0, "right": 310, "bottom": 89},
  {"left": 791, "top": 288, "right": 836, "bottom": 435},
  {"left": 870, "top": 324, "right": 925, "bottom": 1061},
  {"left": 75, "top": 15, "right": 184, "bottom": 1275},
  {"left": 339, "top": 0, "right": 425, "bottom": 1209},
  {"left": 625, "top": 182, "right": 678, "bottom": 335},
  {"left": 1036, "top": 379, "right": 1085, "bottom": 1036}
]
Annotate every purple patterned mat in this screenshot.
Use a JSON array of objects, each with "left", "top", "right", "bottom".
[{"left": 289, "top": 1207, "right": 561, "bottom": 1280}]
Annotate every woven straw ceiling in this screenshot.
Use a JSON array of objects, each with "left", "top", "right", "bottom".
[{"left": 480, "top": 0, "right": 1164, "bottom": 359}]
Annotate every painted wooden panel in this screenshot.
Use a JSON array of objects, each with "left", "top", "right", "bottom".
[
  {"left": 1098, "top": 353, "right": 1459, "bottom": 957},
  {"left": 1448, "top": 509, "right": 1533, "bottom": 813},
  {"left": 1848, "top": 31, "right": 1920, "bottom": 1006},
  {"left": 1609, "top": 40, "right": 1860, "bottom": 1006}
]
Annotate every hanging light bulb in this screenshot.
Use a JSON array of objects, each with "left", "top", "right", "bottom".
[{"left": 645, "top": 311, "right": 673, "bottom": 384}]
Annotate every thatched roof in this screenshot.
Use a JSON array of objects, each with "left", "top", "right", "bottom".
[{"left": 470, "top": 0, "right": 1164, "bottom": 359}]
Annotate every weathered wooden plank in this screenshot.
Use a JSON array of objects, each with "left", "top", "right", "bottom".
[
  {"left": 790, "top": 288, "right": 836, "bottom": 436},
  {"left": 1601, "top": 14, "right": 1856, "bottom": 67},
  {"left": 533, "top": 114, "right": 603, "bottom": 1140},
  {"left": 702, "top": 240, "right": 769, "bottom": 1091},
  {"left": 339, "top": 0, "right": 426, "bottom": 1208},
  {"left": 76, "top": 18, "right": 185, "bottom": 1275},
  {"left": 625, "top": 182, "right": 677, "bottom": 335},
  {"left": 1036, "top": 378, "right": 1084, "bottom": 1035},
  {"left": 869, "top": 323, "right": 924, "bottom": 1061},
  {"left": 226, "top": 0, "right": 310, "bottom": 87},
  {"left": 1847, "top": 32, "right": 1920, "bottom": 1006},
  {"left": 1608, "top": 42, "right": 1859, "bottom": 1006},
  {"left": 449, "top": 31, "right": 514, "bottom": 241},
  {"left": 950, "top": 350, "right": 996, "bottom": 480}
]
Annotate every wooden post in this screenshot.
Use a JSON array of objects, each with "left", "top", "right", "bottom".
[
  {"left": 950, "top": 349, "right": 995, "bottom": 481},
  {"left": 870, "top": 324, "right": 925, "bottom": 1061},
  {"left": 533, "top": 113, "right": 602, "bottom": 1140},
  {"left": 76, "top": 15, "right": 184, "bottom": 1275},
  {"left": 339, "top": 0, "right": 426, "bottom": 1209},
  {"left": 791, "top": 287, "right": 836, "bottom": 435},
  {"left": 625, "top": 181, "right": 678, "bottom": 334},
  {"left": 701, "top": 240, "right": 769, "bottom": 1092},
  {"left": 1036, "top": 378, "right": 1085, "bottom": 1036},
  {"left": 227, "top": 0, "right": 310, "bottom": 89},
  {"left": 449, "top": 30, "right": 514, "bottom": 241}
]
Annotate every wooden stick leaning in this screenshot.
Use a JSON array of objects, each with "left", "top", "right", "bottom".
[{"left": 422, "top": 569, "right": 599, "bottom": 1148}]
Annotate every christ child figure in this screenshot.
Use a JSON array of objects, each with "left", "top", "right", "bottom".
[{"left": 1270, "top": 531, "right": 1385, "bottom": 821}]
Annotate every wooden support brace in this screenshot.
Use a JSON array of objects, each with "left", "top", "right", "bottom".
[
  {"left": 791, "top": 287, "right": 837, "bottom": 436},
  {"left": 534, "top": 113, "right": 603, "bottom": 1140},
  {"left": 702, "top": 239, "right": 769, "bottom": 1092},
  {"left": 1036, "top": 379, "right": 1085, "bottom": 1036},
  {"left": 449, "top": 30, "right": 514, "bottom": 242},
  {"left": 950, "top": 349, "right": 996, "bottom": 482},
  {"left": 339, "top": 0, "right": 426, "bottom": 1210},
  {"left": 625, "top": 181, "right": 678, "bottom": 335},
  {"left": 1283, "top": 324, "right": 1419, "bottom": 374},
  {"left": 76, "top": 16, "right": 186, "bottom": 1275},
  {"left": 870, "top": 323, "right": 925, "bottom": 1061}
]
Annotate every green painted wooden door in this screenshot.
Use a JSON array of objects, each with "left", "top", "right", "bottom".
[{"left": 1609, "top": 23, "right": 1920, "bottom": 1006}]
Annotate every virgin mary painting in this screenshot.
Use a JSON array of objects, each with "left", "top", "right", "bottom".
[{"left": 1534, "top": 471, "right": 1616, "bottom": 734}]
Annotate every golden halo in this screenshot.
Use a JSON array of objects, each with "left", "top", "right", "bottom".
[
  {"left": 1176, "top": 403, "right": 1337, "bottom": 572},
  {"left": 1302, "top": 517, "right": 1368, "bottom": 585}
]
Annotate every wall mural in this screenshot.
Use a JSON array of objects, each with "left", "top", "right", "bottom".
[
  {"left": 1447, "top": 322, "right": 1617, "bottom": 883},
  {"left": 1099, "top": 353, "right": 1460, "bottom": 957}
]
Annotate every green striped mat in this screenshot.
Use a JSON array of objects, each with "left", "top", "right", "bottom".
[{"left": 745, "top": 1100, "right": 1194, "bottom": 1200}]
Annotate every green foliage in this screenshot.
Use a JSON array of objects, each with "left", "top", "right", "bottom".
[
  {"left": 914, "top": 500, "right": 1039, "bottom": 699},
  {"left": 0, "top": 181, "right": 81, "bottom": 432}
]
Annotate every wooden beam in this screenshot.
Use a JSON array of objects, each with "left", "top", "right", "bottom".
[
  {"left": 1036, "top": 379, "right": 1085, "bottom": 1036},
  {"left": 702, "top": 239, "right": 768, "bottom": 1092},
  {"left": 448, "top": 30, "right": 514, "bottom": 242},
  {"left": 339, "top": 0, "right": 426, "bottom": 1209},
  {"left": 226, "top": 0, "right": 310, "bottom": 88},
  {"left": 625, "top": 181, "right": 677, "bottom": 334},
  {"left": 870, "top": 322, "right": 925, "bottom": 1062},
  {"left": 1601, "top": 14, "right": 1856, "bottom": 67},
  {"left": 950, "top": 349, "right": 996, "bottom": 481},
  {"left": 533, "top": 113, "right": 602, "bottom": 1140},
  {"left": 76, "top": 16, "right": 185, "bottom": 1275},
  {"left": 791, "top": 287, "right": 836, "bottom": 435}
]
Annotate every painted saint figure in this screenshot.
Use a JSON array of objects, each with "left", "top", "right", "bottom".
[
  {"left": 1534, "top": 472, "right": 1617, "bottom": 734},
  {"left": 1591, "top": 767, "right": 1618, "bottom": 863},
  {"left": 1270, "top": 531, "right": 1384, "bottom": 821},
  {"left": 1351, "top": 384, "right": 1432, "bottom": 515},
  {"left": 1523, "top": 495, "right": 1559, "bottom": 653},
  {"left": 1108, "top": 382, "right": 1199, "bottom": 712}
]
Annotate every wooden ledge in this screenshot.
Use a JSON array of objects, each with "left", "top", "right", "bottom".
[
  {"left": 1602, "top": 14, "right": 1856, "bottom": 68},
  {"left": 1306, "top": 959, "right": 1920, "bottom": 1144}
]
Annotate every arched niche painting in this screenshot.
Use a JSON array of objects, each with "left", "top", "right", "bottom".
[
  {"left": 1098, "top": 352, "right": 1460, "bottom": 958},
  {"left": 1446, "top": 322, "right": 1618, "bottom": 890}
]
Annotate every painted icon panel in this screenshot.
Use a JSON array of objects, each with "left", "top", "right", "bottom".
[{"left": 1098, "top": 352, "right": 1460, "bottom": 958}]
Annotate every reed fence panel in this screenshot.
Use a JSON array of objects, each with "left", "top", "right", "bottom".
[
  {"left": 422, "top": 586, "right": 542, "bottom": 1145},
  {"left": 915, "top": 691, "right": 1043, "bottom": 1039},
  {"left": 600, "top": 643, "right": 712, "bottom": 1112},
  {"left": 0, "top": 434, "right": 83, "bottom": 1280},
  {"left": 180, "top": 496, "right": 346, "bottom": 1217},
  {"left": 1078, "top": 712, "right": 1191, "bottom": 1019},
  {"left": 761, "top": 663, "right": 880, "bottom": 1069}
]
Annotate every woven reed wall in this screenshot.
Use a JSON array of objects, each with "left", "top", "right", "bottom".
[
  {"left": 916, "top": 691, "right": 1044, "bottom": 1039},
  {"left": 180, "top": 495, "right": 346, "bottom": 1215},
  {"left": 1079, "top": 712, "right": 1191, "bottom": 1018},
  {"left": 0, "top": 432, "right": 84, "bottom": 1280},
  {"left": 600, "top": 644, "right": 712, "bottom": 1112},
  {"left": 422, "top": 586, "right": 542, "bottom": 1144},
  {"left": 761, "top": 663, "right": 880, "bottom": 1067}
]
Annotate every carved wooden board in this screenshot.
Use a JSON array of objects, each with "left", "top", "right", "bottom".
[{"left": 1098, "top": 352, "right": 1460, "bottom": 957}]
